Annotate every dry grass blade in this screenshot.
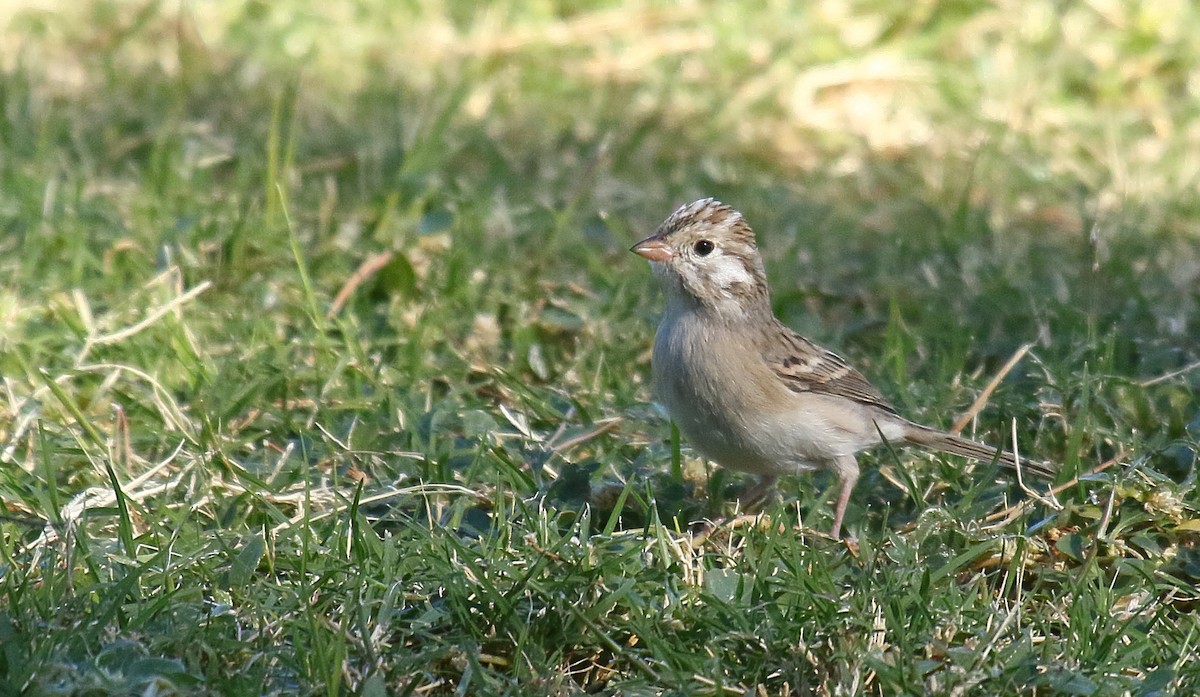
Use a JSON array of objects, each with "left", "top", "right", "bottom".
[
  {"left": 328, "top": 250, "right": 396, "bottom": 318},
  {"left": 983, "top": 449, "right": 1125, "bottom": 529},
  {"left": 270, "top": 482, "right": 486, "bottom": 534},
  {"left": 548, "top": 417, "right": 622, "bottom": 454},
  {"left": 88, "top": 280, "right": 213, "bottom": 346},
  {"left": 30, "top": 440, "right": 187, "bottom": 551},
  {"left": 1139, "top": 358, "right": 1200, "bottom": 386},
  {"left": 951, "top": 342, "right": 1033, "bottom": 435}
]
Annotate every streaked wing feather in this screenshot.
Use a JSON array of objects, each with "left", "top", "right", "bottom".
[{"left": 766, "top": 324, "right": 899, "bottom": 415}]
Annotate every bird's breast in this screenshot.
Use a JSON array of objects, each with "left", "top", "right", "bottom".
[{"left": 650, "top": 313, "right": 799, "bottom": 473}]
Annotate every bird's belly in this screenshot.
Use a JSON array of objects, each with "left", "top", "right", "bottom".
[
  {"left": 657, "top": 369, "right": 831, "bottom": 476},
  {"left": 671, "top": 403, "right": 787, "bottom": 475},
  {"left": 657, "top": 365, "right": 896, "bottom": 475}
]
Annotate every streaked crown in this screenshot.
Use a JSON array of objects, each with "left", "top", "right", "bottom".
[{"left": 655, "top": 198, "right": 757, "bottom": 246}]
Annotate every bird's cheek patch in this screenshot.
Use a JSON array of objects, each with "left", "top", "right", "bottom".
[{"left": 707, "top": 255, "right": 755, "bottom": 290}]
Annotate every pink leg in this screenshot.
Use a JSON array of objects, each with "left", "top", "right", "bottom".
[{"left": 829, "top": 457, "right": 860, "bottom": 538}]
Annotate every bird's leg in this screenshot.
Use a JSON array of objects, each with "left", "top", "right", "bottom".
[
  {"left": 829, "top": 456, "right": 860, "bottom": 538},
  {"left": 738, "top": 473, "right": 779, "bottom": 510},
  {"left": 690, "top": 473, "right": 779, "bottom": 540}
]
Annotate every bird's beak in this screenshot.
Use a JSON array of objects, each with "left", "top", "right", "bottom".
[{"left": 631, "top": 237, "right": 672, "bottom": 262}]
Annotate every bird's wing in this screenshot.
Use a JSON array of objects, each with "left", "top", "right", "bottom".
[{"left": 764, "top": 323, "right": 900, "bottom": 415}]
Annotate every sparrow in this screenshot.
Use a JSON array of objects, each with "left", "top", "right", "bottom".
[{"left": 631, "top": 198, "right": 1053, "bottom": 537}]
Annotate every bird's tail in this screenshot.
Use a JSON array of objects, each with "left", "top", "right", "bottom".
[{"left": 901, "top": 424, "right": 1055, "bottom": 478}]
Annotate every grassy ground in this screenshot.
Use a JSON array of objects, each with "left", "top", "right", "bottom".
[{"left": 2, "top": 1, "right": 1199, "bottom": 694}]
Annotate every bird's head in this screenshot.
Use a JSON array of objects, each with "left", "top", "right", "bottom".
[{"left": 631, "top": 198, "right": 771, "bottom": 318}]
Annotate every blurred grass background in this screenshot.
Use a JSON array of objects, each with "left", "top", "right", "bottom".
[{"left": 1, "top": 1, "right": 1199, "bottom": 694}]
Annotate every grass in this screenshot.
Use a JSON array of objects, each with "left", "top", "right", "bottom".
[{"left": 1, "top": 0, "right": 1199, "bottom": 694}]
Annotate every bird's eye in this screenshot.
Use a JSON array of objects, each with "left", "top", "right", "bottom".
[{"left": 693, "top": 240, "right": 714, "bottom": 256}]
